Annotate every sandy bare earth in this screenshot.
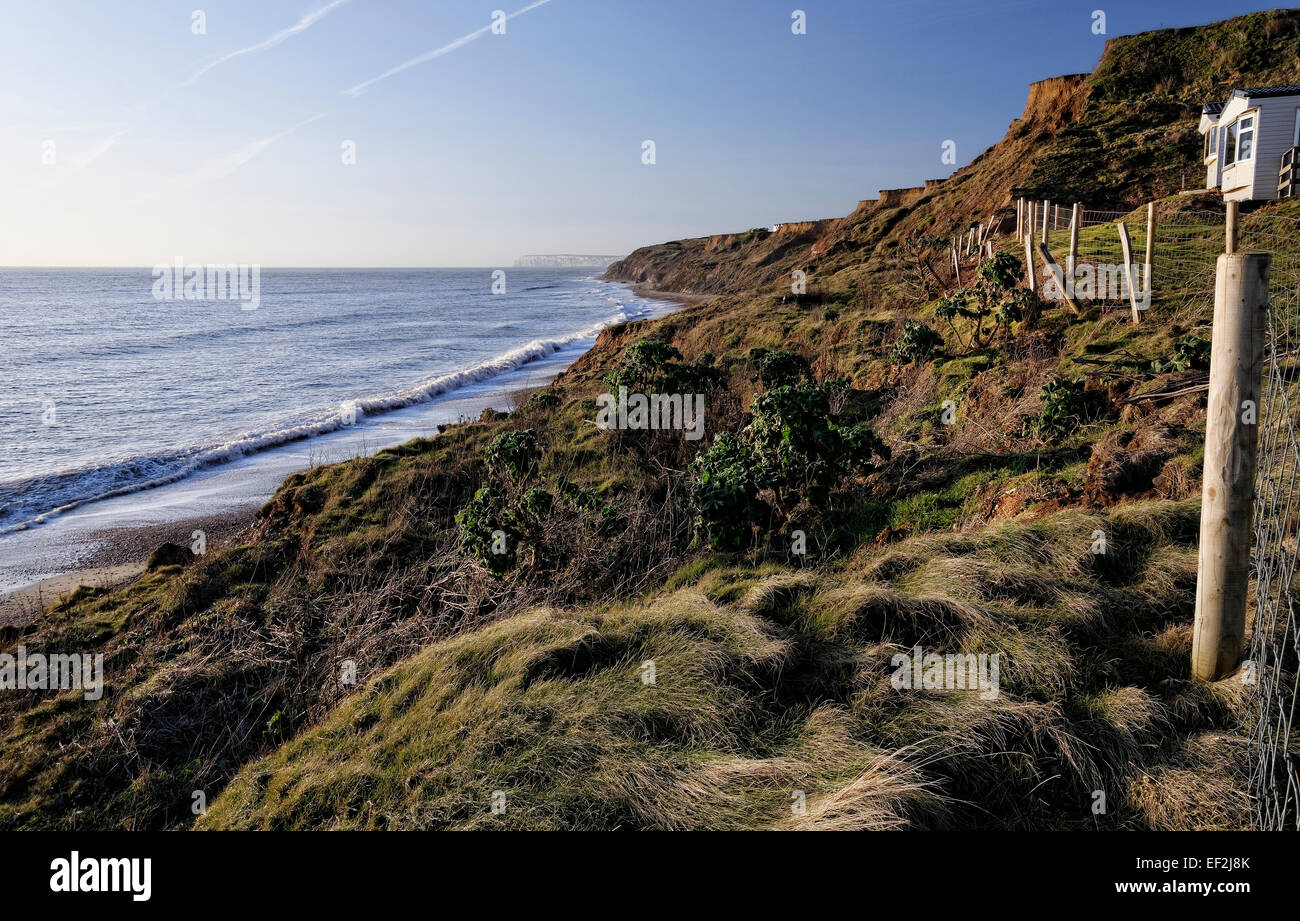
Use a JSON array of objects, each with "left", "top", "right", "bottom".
[
  {"left": 629, "top": 285, "right": 713, "bottom": 305},
  {"left": 0, "top": 509, "right": 256, "bottom": 627}
]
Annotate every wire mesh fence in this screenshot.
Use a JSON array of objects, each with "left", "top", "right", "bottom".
[
  {"left": 1247, "top": 211, "right": 1300, "bottom": 830},
  {"left": 993, "top": 203, "right": 1226, "bottom": 321},
  {"left": 991, "top": 201, "right": 1300, "bottom": 829}
]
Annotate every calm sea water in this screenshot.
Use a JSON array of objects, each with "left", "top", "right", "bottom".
[{"left": 0, "top": 268, "right": 664, "bottom": 534}]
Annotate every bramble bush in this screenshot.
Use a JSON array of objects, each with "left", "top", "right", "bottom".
[
  {"left": 934, "top": 251, "right": 1029, "bottom": 351},
  {"left": 751, "top": 348, "right": 812, "bottom": 388},
  {"left": 1033, "top": 376, "right": 1106, "bottom": 439},
  {"left": 604, "top": 338, "right": 724, "bottom": 393},
  {"left": 456, "top": 429, "right": 612, "bottom": 575},
  {"left": 524, "top": 390, "right": 562, "bottom": 411},
  {"left": 1151, "top": 334, "right": 1211, "bottom": 374},
  {"left": 690, "top": 378, "right": 889, "bottom": 550},
  {"left": 890, "top": 320, "right": 944, "bottom": 364}
]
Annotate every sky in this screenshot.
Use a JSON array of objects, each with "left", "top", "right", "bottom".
[{"left": 0, "top": 0, "right": 1281, "bottom": 267}]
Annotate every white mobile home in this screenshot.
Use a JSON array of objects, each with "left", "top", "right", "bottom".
[{"left": 1199, "top": 85, "right": 1300, "bottom": 202}]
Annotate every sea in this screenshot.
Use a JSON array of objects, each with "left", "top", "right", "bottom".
[{"left": 0, "top": 268, "right": 676, "bottom": 591}]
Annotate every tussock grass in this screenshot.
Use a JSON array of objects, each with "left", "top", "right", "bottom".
[
  {"left": 201, "top": 499, "right": 1247, "bottom": 830},
  {"left": 1129, "top": 732, "right": 1252, "bottom": 830},
  {"left": 8, "top": 12, "right": 1291, "bottom": 830}
]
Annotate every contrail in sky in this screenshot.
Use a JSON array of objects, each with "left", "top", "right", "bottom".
[
  {"left": 183, "top": 0, "right": 352, "bottom": 87},
  {"left": 151, "top": 114, "right": 326, "bottom": 197},
  {"left": 342, "top": 0, "right": 553, "bottom": 97}
]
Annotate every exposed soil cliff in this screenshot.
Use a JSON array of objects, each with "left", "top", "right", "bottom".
[
  {"left": 605, "top": 70, "right": 1093, "bottom": 298},
  {"left": 608, "top": 10, "right": 1300, "bottom": 299}
]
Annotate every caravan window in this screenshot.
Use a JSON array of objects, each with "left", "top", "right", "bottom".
[{"left": 1225, "top": 114, "right": 1256, "bottom": 165}]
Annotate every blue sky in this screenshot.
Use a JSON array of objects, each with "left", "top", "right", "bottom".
[{"left": 0, "top": 0, "right": 1279, "bottom": 266}]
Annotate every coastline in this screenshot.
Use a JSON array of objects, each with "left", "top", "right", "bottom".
[
  {"left": 0, "top": 285, "right": 701, "bottom": 625},
  {"left": 0, "top": 509, "right": 256, "bottom": 626},
  {"left": 626, "top": 284, "right": 713, "bottom": 305}
]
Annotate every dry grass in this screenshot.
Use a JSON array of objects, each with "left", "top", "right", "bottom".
[
  {"left": 0, "top": 407, "right": 700, "bottom": 830},
  {"left": 1129, "top": 733, "right": 1253, "bottom": 830},
  {"left": 9, "top": 11, "right": 1296, "bottom": 831},
  {"left": 199, "top": 499, "right": 1248, "bottom": 831}
]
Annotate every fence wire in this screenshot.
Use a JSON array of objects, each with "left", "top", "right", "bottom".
[
  {"left": 993, "top": 203, "right": 1300, "bottom": 828},
  {"left": 1249, "top": 211, "right": 1300, "bottom": 830}
]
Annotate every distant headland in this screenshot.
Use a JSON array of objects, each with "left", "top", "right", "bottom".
[{"left": 514, "top": 254, "right": 621, "bottom": 268}]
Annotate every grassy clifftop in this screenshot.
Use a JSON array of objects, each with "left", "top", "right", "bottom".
[
  {"left": 3, "top": 10, "right": 1294, "bottom": 830},
  {"left": 202, "top": 501, "right": 1245, "bottom": 830}
]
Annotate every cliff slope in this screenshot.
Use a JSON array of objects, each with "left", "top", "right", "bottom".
[
  {"left": 4, "top": 10, "right": 1299, "bottom": 831},
  {"left": 607, "top": 9, "right": 1300, "bottom": 303}
]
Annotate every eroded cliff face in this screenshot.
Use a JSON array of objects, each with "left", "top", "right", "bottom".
[
  {"left": 605, "top": 72, "right": 1093, "bottom": 298},
  {"left": 1018, "top": 74, "right": 1092, "bottom": 135},
  {"left": 606, "top": 10, "right": 1300, "bottom": 299}
]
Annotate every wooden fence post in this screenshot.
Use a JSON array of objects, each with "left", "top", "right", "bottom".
[
  {"left": 1117, "top": 221, "right": 1141, "bottom": 323},
  {"left": 1144, "top": 202, "right": 1155, "bottom": 303},
  {"left": 1192, "top": 252, "right": 1271, "bottom": 681},
  {"left": 1068, "top": 203, "right": 1081, "bottom": 280},
  {"left": 1034, "top": 239, "right": 1082, "bottom": 316},
  {"left": 1016, "top": 199, "right": 1023, "bottom": 239},
  {"left": 1024, "top": 233, "right": 1036, "bottom": 293},
  {"left": 1054, "top": 203, "right": 1060, "bottom": 232},
  {"left": 1226, "top": 200, "right": 1239, "bottom": 254},
  {"left": 1041, "top": 199, "right": 1049, "bottom": 244}
]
